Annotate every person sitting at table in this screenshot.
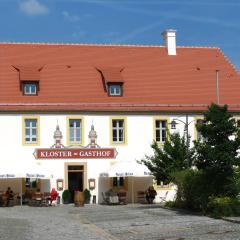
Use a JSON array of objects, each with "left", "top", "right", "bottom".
[
  {"left": 50, "top": 188, "right": 58, "bottom": 206},
  {"left": 145, "top": 186, "right": 157, "bottom": 204},
  {"left": 6, "top": 187, "right": 14, "bottom": 207}
]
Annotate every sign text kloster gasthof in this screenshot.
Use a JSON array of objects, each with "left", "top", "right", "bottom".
[{"left": 35, "top": 148, "right": 117, "bottom": 159}]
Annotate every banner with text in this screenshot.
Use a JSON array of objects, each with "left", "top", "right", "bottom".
[{"left": 34, "top": 148, "right": 117, "bottom": 159}]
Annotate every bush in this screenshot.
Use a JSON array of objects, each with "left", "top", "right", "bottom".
[
  {"left": 83, "top": 189, "right": 91, "bottom": 204},
  {"left": 206, "top": 196, "right": 240, "bottom": 218},
  {"left": 165, "top": 201, "right": 176, "bottom": 208},
  {"left": 62, "top": 189, "right": 71, "bottom": 204},
  {"left": 172, "top": 169, "right": 207, "bottom": 211}
]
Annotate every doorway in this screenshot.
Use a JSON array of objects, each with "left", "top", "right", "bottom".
[{"left": 67, "top": 165, "right": 84, "bottom": 202}]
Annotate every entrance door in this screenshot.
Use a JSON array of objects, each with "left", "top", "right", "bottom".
[{"left": 67, "top": 165, "right": 84, "bottom": 202}]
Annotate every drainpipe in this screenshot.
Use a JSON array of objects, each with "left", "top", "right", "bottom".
[{"left": 216, "top": 70, "right": 220, "bottom": 104}]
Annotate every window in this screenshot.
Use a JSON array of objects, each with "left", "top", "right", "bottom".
[
  {"left": 108, "top": 84, "right": 122, "bottom": 96},
  {"left": 22, "top": 82, "right": 38, "bottom": 95},
  {"left": 155, "top": 120, "right": 167, "bottom": 143},
  {"left": 113, "top": 177, "right": 124, "bottom": 187},
  {"left": 25, "top": 178, "right": 37, "bottom": 188},
  {"left": 69, "top": 119, "right": 82, "bottom": 144},
  {"left": 23, "top": 118, "right": 39, "bottom": 145},
  {"left": 112, "top": 119, "right": 125, "bottom": 143},
  {"left": 66, "top": 117, "right": 84, "bottom": 145}
]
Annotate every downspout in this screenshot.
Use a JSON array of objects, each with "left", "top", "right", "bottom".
[{"left": 216, "top": 70, "right": 220, "bottom": 104}]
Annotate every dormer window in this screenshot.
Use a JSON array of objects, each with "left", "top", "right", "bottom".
[
  {"left": 97, "top": 67, "right": 124, "bottom": 96},
  {"left": 12, "top": 65, "right": 43, "bottom": 96},
  {"left": 22, "top": 82, "right": 38, "bottom": 96},
  {"left": 108, "top": 84, "right": 122, "bottom": 96}
]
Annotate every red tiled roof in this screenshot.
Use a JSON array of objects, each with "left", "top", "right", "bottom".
[{"left": 0, "top": 43, "right": 239, "bottom": 112}]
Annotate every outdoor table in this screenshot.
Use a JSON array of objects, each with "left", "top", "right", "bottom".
[{"left": 109, "top": 195, "right": 119, "bottom": 204}]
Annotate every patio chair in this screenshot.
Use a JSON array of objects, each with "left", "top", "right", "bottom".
[
  {"left": 101, "top": 192, "right": 110, "bottom": 204},
  {"left": 118, "top": 189, "right": 127, "bottom": 205},
  {"left": 137, "top": 191, "right": 146, "bottom": 204},
  {"left": 159, "top": 191, "right": 168, "bottom": 202}
]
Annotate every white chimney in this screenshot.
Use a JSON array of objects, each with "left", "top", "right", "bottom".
[{"left": 161, "top": 29, "right": 177, "bottom": 56}]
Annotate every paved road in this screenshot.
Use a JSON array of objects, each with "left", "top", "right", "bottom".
[{"left": 0, "top": 204, "right": 239, "bottom": 240}]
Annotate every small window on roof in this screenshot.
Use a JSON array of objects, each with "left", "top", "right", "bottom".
[
  {"left": 22, "top": 82, "right": 38, "bottom": 96},
  {"left": 108, "top": 84, "right": 122, "bottom": 96}
]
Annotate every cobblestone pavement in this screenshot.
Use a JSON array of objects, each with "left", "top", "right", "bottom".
[{"left": 0, "top": 204, "right": 240, "bottom": 240}]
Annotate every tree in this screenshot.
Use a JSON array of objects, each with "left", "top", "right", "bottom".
[
  {"left": 141, "top": 133, "right": 194, "bottom": 184},
  {"left": 194, "top": 103, "right": 240, "bottom": 197}
]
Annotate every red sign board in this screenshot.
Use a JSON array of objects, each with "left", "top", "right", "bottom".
[{"left": 34, "top": 148, "right": 117, "bottom": 159}]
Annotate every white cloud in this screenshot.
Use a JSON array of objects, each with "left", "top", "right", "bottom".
[
  {"left": 19, "top": 0, "right": 49, "bottom": 16},
  {"left": 62, "top": 11, "right": 80, "bottom": 22}
]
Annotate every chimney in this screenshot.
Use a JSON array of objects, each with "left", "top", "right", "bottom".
[{"left": 161, "top": 29, "right": 177, "bottom": 55}]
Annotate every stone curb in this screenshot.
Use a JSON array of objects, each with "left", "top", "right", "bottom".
[
  {"left": 221, "top": 217, "right": 240, "bottom": 224},
  {"left": 158, "top": 204, "right": 240, "bottom": 224}
]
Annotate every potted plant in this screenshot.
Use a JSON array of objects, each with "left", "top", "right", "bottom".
[
  {"left": 83, "top": 188, "right": 91, "bottom": 204},
  {"left": 62, "top": 189, "right": 71, "bottom": 204}
]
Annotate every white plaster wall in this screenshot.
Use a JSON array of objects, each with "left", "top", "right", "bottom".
[{"left": 0, "top": 113, "right": 198, "bottom": 203}]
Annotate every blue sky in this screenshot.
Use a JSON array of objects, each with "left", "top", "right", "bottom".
[{"left": 0, "top": 0, "right": 240, "bottom": 70}]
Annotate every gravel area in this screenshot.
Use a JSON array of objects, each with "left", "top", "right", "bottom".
[{"left": 0, "top": 204, "right": 240, "bottom": 240}]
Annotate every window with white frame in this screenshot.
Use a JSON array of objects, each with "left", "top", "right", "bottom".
[
  {"left": 155, "top": 120, "right": 167, "bottom": 143},
  {"left": 112, "top": 119, "right": 125, "bottom": 143},
  {"left": 23, "top": 82, "right": 38, "bottom": 95},
  {"left": 25, "top": 119, "right": 38, "bottom": 143},
  {"left": 69, "top": 119, "right": 82, "bottom": 143},
  {"left": 108, "top": 84, "right": 122, "bottom": 96}
]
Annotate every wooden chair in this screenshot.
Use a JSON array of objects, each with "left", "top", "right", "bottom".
[
  {"left": 137, "top": 191, "right": 146, "bottom": 204},
  {"left": 101, "top": 192, "right": 110, "bottom": 204},
  {"left": 118, "top": 190, "right": 127, "bottom": 205},
  {"left": 32, "top": 192, "right": 43, "bottom": 207}
]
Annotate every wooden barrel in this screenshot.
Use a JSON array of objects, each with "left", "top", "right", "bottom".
[{"left": 74, "top": 191, "right": 84, "bottom": 207}]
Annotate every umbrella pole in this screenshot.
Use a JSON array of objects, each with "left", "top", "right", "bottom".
[
  {"left": 131, "top": 177, "right": 134, "bottom": 204},
  {"left": 21, "top": 178, "right": 23, "bottom": 206}
]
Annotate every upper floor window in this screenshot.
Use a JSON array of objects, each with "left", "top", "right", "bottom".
[
  {"left": 22, "top": 82, "right": 38, "bottom": 96},
  {"left": 108, "top": 84, "right": 122, "bottom": 96},
  {"left": 68, "top": 119, "right": 82, "bottom": 144},
  {"left": 111, "top": 119, "right": 125, "bottom": 144},
  {"left": 23, "top": 118, "right": 39, "bottom": 145},
  {"left": 155, "top": 120, "right": 167, "bottom": 143}
]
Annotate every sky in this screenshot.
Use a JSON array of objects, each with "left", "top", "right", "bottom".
[{"left": 0, "top": 0, "right": 240, "bottom": 70}]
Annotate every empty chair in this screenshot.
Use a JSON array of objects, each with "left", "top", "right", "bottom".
[
  {"left": 102, "top": 192, "right": 109, "bottom": 204},
  {"left": 159, "top": 191, "right": 168, "bottom": 202},
  {"left": 137, "top": 191, "right": 146, "bottom": 204},
  {"left": 118, "top": 189, "right": 127, "bottom": 205}
]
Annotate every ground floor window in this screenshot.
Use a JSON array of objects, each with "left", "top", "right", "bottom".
[
  {"left": 25, "top": 178, "right": 37, "bottom": 189},
  {"left": 112, "top": 177, "right": 124, "bottom": 187}
]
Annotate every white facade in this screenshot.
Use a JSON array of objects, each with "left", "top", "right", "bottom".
[{"left": 0, "top": 112, "right": 199, "bottom": 203}]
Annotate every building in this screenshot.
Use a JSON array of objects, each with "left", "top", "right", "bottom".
[{"left": 0, "top": 29, "right": 239, "bottom": 203}]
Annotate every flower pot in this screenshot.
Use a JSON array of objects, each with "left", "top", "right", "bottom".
[{"left": 74, "top": 191, "right": 84, "bottom": 207}]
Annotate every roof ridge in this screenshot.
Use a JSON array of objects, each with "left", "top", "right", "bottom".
[{"left": 0, "top": 41, "right": 219, "bottom": 49}]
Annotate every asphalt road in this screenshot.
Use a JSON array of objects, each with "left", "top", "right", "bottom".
[{"left": 0, "top": 204, "right": 239, "bottom": 240}]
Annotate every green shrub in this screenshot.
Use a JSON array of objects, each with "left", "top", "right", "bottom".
[
  {"left": 206, "top": 196, "right": 240, "bottom": 218},
  {"left": 165, "top": 201, "right": 176, "bottom": 208},
  {"left": 83, "top": 189, "right": 91, "bottom": 203},
  {"left": 171, "top": 169, "right": 208, "bottom": 211},
  {"left": 62, "top": 189, "right": 71, "bottom": 203}
]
